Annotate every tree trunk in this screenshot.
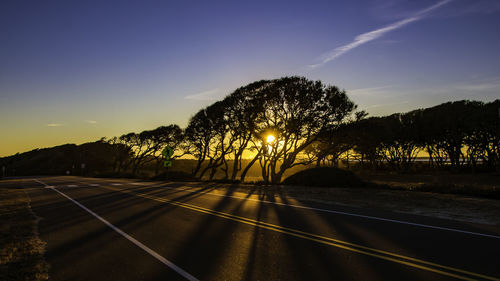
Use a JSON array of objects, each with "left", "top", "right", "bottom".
[
  {"left": 261, "top": 161, "right": 269, "bottom": 184},
  {"left": 270, "top": 171, "right": 284, "bottom": 184},
  {"left": 209, "top": 166, "right": 217, "bottom": 180},
  {"left": 231, "top": 157, "right": 239, "bottom": 180},
  {"left": 240, "top": 153, "right": 260, "bottom": 182},
  {"left": 192, "top": 159, "right": 203, "bottom": 176},
  {"left": 198, "top": 162, "right": 212, "bottom": 180},
  {"left": 315, "top": 158, "right": 321, "bottom": 167},
  {"left": 222, "top": 158, "right": 229, "bottom": 179},
  {"left": 132, "top": 159, "right": 141, "bottom": 175}
]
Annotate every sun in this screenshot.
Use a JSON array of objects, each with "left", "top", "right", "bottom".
[{"left": 266, "top": 135, "right": 276, "bottom": 143}]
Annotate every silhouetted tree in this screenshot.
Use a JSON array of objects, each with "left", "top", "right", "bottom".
[
  {"left": 149, "top": 125, "right": 185, "bottom": 175},
  {"left": 251, "top": 77, "right": 356, "bottom": 183},
  {"left": 195, "top": 101, "right": 237, "bottom": 180},
  {"left": 184, "top": 76, "right": 356, "bottom": 183},
  {"left": 184, "top": 108, "right": 218, "bottom": 177},
  {"left": 107, "top": 136, "right": 134, "bottom": 173},
  {"left": 464, "top": 100, "right": 500, "bottom": 170},
  {"left": 310, "top": 110, "right": 367, "bottom": 167},
  {"left": 418, "top": 100, "right": 483, "bottom": 169},
  {"left": 222, "top": 80, "right": 272, "bottom": 180},
  {"left": 378, "top": 113, "right": 421, "bottom": 169}
]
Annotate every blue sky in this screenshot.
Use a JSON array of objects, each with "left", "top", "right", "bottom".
[{"left": 1, "top": 0, "right": 499, "bottom": 156}]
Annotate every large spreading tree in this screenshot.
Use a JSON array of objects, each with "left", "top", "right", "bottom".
[{"left": 184, "top": 76, "right": 357, "bottom": 183}]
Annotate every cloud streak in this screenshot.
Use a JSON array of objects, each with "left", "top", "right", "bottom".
[
  {"left": 46, "top": 123, "right": 64, "bottom": 127},
  {"left": 309, "top": 0, "right": 452, "bottom": 68},
  {"left": 365, "top": 100, "right": 410, "bottom": 109},
  {"left": 348, "top": 85, "right": 396, "bottom": 96},
  {"left": 184, "top": 88, "right": 220, "bottom": 100}
]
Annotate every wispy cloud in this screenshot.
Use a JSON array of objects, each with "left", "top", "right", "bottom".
[
  {"left": 184, "top": 88, "right": 220, "bottom": 101},
  {"left": 348, "top": 85, "right": 396, "bottom": 97},
  {"left": 365, "top": 100, "right": 410, "bottom": 109},
  {"left": 46, "top": 123, "right": 64, "bottom": 127},
  {"left": 309, "top": 0, "right": 452, "bottom": 69},
  {"left": 86, "top": 120, "right": 97, "bottom": 124}
]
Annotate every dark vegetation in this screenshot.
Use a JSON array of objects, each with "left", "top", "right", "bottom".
[
  {"left": 1, "top": 76, "right": 499, "bottom": 197},
  {"left": 0, "top": 142, "right": 115, "bottom": 177}
]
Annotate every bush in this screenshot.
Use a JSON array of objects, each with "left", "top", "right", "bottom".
[{"left": 282, "top": 167, "right": 365, "bottom": 188}]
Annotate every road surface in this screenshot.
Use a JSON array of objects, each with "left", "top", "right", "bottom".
[{"left": 2, "top": 176, "right": 500, "bottom": 280}]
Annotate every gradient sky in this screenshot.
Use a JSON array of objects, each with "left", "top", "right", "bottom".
[{"left": 1, "top": 0, "right": 499, "bottom": 156}]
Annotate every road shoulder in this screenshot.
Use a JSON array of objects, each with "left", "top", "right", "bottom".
[{"left": 0, "top": 185, "right": 49, "bottom": 281}]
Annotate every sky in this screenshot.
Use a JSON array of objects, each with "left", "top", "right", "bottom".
[{"left": 1, "top": 0, "right": 499, "bottom": 157}]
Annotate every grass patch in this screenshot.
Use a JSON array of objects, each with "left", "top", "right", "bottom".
[
  {"left": 0, "top": 188, "right": 49, "bottom": 281},
  {"left": 282, "top": 167, "right": 366, "bottom": 188}
]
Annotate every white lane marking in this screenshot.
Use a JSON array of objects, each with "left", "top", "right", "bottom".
[
  {"left": 151, "top": 185, "right": 500, "bottom": 240},
  {"left": 67, "top": 185, "right": 78, "bottom": 187},
  {"left": 111, "top": 183, "right": 123, "bottom": 186},
  {"left": 132, "top": 182, "right": 146, "bottom": 185},
  {"left": 33, "top": 179, "right": 198, "bottom": 281},
  {"left": 89, "top": 184, "right": 100, "bottom": 187},
  {"left": 73, "top": 179, "right": 500, "bottom": 240}
]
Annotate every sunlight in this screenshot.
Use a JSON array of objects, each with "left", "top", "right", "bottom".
[{"left": 266, "top": 134, "right": 276, "bottom": 143}]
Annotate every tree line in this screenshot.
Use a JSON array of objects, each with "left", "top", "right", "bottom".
[
  {"left": 313, "top": 99, "right": 499, "bottom": 172},
  {"left": 103, "top": 76, "right": 500, "bottom": 182},
  {"left": 2, "top": 76, "right": 498, "bottom": 181}
]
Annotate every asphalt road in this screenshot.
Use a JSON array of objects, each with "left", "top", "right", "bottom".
[{"left": 3, "top": 176, "right": 500, "bottom": 280}]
